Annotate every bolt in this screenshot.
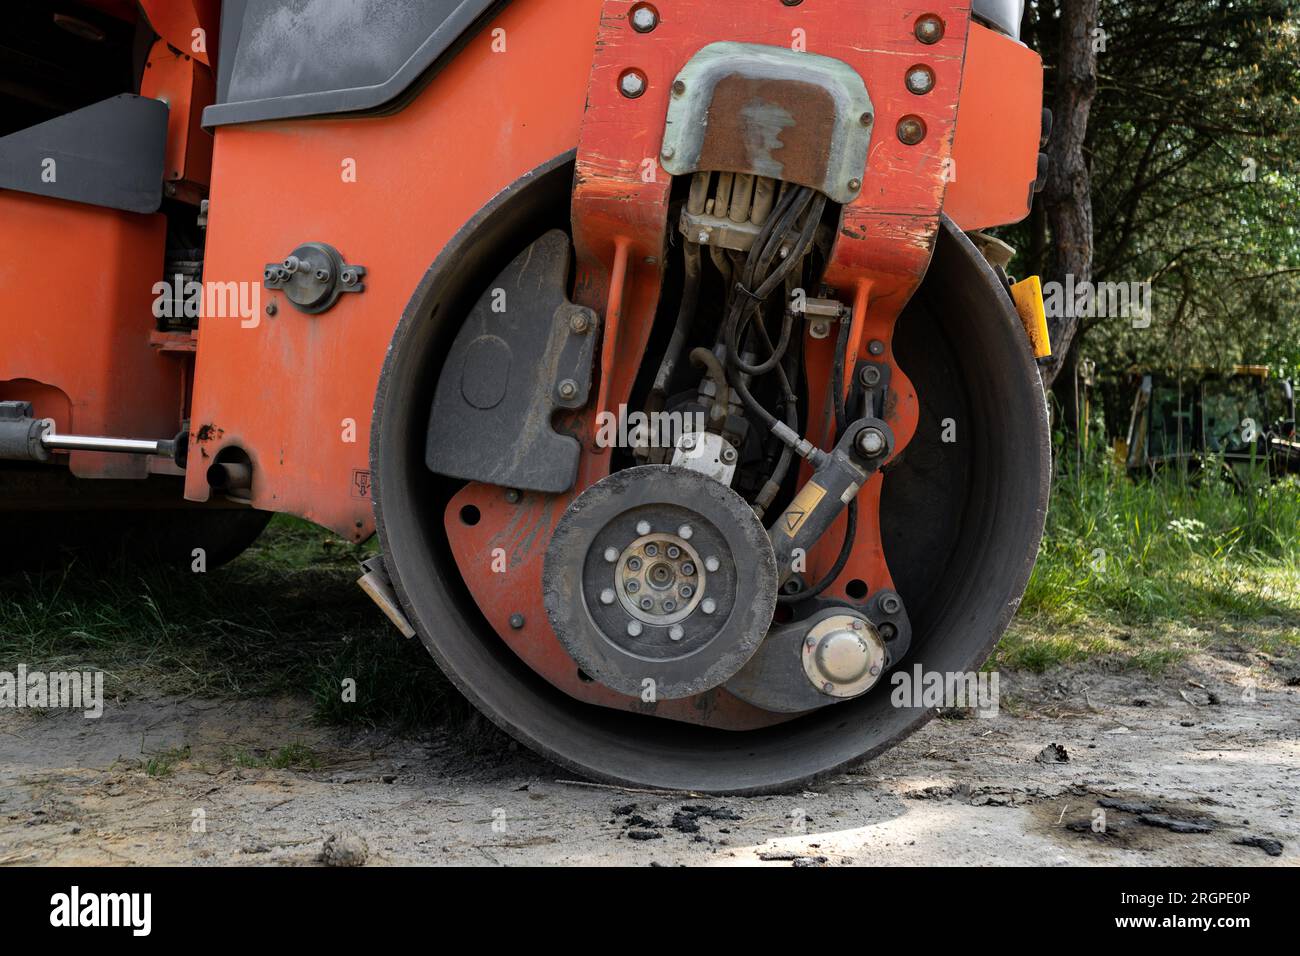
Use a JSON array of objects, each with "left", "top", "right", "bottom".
[
  {"left": 848, "top": 178, "right": 862, "bottom": 191},
  {"left": 880, "top": 593, "right": 902, "bottom": 614},
  {"left": 627, "top": 621, "right": 643, "bottom": 637},
  {"left": 627, "top": 556, "right": 642, "bottom": 571},
  {"left": 915, "top": 14, "right": 945, "bottom": 44},
  {"left": 870, "top": 664, "right": 881, "bottom": 676},
  {"left": 697, "top": 230, "right": 710, "bottom": 244},
  {"left": 315, "top": 269, "right": 330, "bottom": 282},
  {"left": 640, "top": 596, "right": 654, "bottom": 610},
  {"left": 857, "top": 427, "right": 887, "bottom": 458},
  {"left": 704, "top": 556, "right": 720, "bottom": 572},
  {"left": 661, "top": 145, "right": 675, "bottom": 161},
  {"left": 906, "top": 65, "right": 935, "bottom": 95},
  {"left": 619, "top": 71, "right": 646, "bottom": 98},
  {"left": 860, "top": 111, "right": 874, "bottom": 127},
  {"left": 672, "top": 79, "right": 686, "bottom": 96},
  {"left": 880, "top": 622, "right": 897, "bottom": 639},
  {"left": 898, "top": 116, "right": 926, "bottom": 146},
  {"left": 681, "top": 562, "right": 695, "bottom": 576},
  {"left": 678, "top": 524, "right": 693, "bottom": 540},
  {"left": 868, "top": 339, "right": 886, "bottom": 355},
  {"left": 557, "top": 379, "right": 578, "bottom": 400},
  {"left": 509, "top": 613, "right": 525, "bottom": 630},
  {"left": 265, "top": 301, "right": 278, "bottom": 317},
  {"left": 721, "top": 446, "right": 737, "bottom": 464},
  {"left": 681, "top": 435, "right": 696, "bottom": 451},
  {"left": 630, "top": 5, "right": 658, "bottom": 32},
  {"left": 646, "top": 545, "right": 660, "bottom": 559},
  {"left": 701, "top": 598, "right": 717, "bottom": 615},
  {"left": 669, "top": 624, "right": 684, "bottom": 642},
  {"left": 662, "top": 599, "right": 676, "bottom": 612},
  {"left": 852, "top": 620, "right": 863, "bottom": 630},
  {"left": 680, "top": 584, "right": 693, "bottom": 598},
  {"left": 341, "top": 270, "right": 356, "bottom": 285},
  {"left": 504, "top": 488, "right": 521, "bottom": 504},
  {"left": 569, "top": 311, "right": 590, "bottom": 333},
  {"left": 806, "top": 637, "right": 818, "bottom": 649},
  {"left": 636, "top": 520, "right": 651, "bottom": 536},
  {"left": 283, "top": 256, "right": 300, "bottom": 273},
  {"left": 604, "top": 547, "right": 619, "bottom": 563},
  {"left": 809, "top": 319, "right": 830, "bottom": 339},
  {"left": 822, "top": 681, "right": 835, "bottom": 694},
  {"left": 666, "top": 545, "right": 680, "bottom": 559},
  {"left": 600, "top": 588, "right": 616, "bottom": 605},
  {"left": 627, "top": 580, "right": 640, "bottom": 593},
  {"left": 860, "top": 365, "right": 882, "bottom": 388}
]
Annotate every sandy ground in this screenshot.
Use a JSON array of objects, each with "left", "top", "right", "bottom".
[{"left": 1, "top": 648, "right": 1296, "bottom": 867}]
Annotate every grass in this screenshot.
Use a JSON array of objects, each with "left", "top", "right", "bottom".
[
  {"left": 2, "top": 455, "right": 1297, "bottom": 727},
  {"left": 229, "top": 742, "right": 323, "bottom": 771},
  {"left": 0, "top": 516, "right": 461, "bottom": 729},
  {"left": 993, "top": 449, "right": 1300, "bottom": 672}
]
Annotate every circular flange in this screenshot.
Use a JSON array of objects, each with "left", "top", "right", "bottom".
[
  {"left": 543, "top": 465, "right": 777, "bottom": 699},
  {"left": 802, "top": 614, "right": 887, "bottom": 698}
]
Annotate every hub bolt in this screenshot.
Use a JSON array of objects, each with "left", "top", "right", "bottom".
[
  {"left": 663, "top": 600, "right": 676, "bottom": 612},
  {"left": 666, "top": 545, "right": 680, "bottom": 559},
  {"left": 630, "top": 5, "right": 658, "bottom": 33},
  {"left": 645, "top": 543, "right": 659, "bottom": 557},
  {"left": 669, "top": 624, "right": 684, "bottom": 641},
  {"left": 627, "top": 556, "right": 642, "bottom": 571},
  {"left": 627, "top": 580, "right": 640, "bottom": 593},
  {"left": 619, "top": 70, "right": 647, "bottom": 99},
  {"left": 600, "top": 588, "right": 616, "bottom": 605},
  {"left": 680, "top": 584, "right": 693, "bottom": 598},
  {"left": 640, "top": 596, "right": 654, "bottom": 610},
  {"left": 681, "top": 562, "right": 695, "bottom": 576}
]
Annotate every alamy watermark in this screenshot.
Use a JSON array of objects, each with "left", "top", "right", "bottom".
[
  {"left": 1042, "top": 275, "right": 1152, "bottom": 328},
  {"left": 0, "top": 665, "right": 103, "bottom": 718},
  {"left": 890, "top": 665, "right": 1000, "bottom": 717},
  {"left": 595, "top": 404, "right": 705, "bottom": 450},
  {"left": 152, "top": 274, "right": 261, "bottom": 328}
]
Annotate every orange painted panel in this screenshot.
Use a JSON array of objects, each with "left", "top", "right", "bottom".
[
  {"left": 185, "top": 0, "right": 603, "bottom": 536},
  {"left": 946, "top": 23, "right": 1044, "bottom": 230},
  {"left": 0, "top": 193, "right": 175, "bottom": 479}
]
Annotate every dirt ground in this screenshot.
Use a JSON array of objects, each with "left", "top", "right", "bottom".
[{"left": 1, "top": 646, "right": 1296, "bottom": 867}]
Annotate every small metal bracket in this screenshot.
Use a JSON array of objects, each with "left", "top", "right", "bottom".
[{"left": 263, "top": 242, "right": 366, "bottom": 314}]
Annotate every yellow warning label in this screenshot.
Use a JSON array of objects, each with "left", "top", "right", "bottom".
[{"left": 782, "top": 482, "right": 827, "bottom": 538}]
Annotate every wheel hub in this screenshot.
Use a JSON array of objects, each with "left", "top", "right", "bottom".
[{"left": 543, "top": 465, "right": 778, "bottom": 699}]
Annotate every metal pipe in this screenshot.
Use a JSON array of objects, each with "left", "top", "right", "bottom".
[{"left": 40, "top": 433, "right": 167, "bottom": 455}]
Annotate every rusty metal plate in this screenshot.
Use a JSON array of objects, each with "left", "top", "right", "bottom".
[{"left": 660, "top": 42, "right": 874, "bottom": 204}]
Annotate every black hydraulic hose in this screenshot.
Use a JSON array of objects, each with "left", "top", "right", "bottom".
[{"left": 651, "top": 242, "right": 702, "bottom": 399}]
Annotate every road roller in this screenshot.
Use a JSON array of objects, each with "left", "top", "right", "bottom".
[{"left": 0, "top": 0, "right": 1051, "bottom": 791}]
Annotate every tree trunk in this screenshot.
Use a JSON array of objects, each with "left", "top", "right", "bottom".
[{"left": 1040, "top": 0, "right": 1099, "bottom": 389}]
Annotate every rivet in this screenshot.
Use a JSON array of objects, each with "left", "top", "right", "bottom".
[
  {"left": 868, "top": 339, "right": 886, "bottom": 356},
  {"left": 701, "top": 598, "right": 716, "bottom": 615},
  {"left": 678, "top": 524, "right": 693, "bottom": 540},
  {"left": 822, "top": 682, "right": 835, "bottom": 694},
  {"left": 627, "top": 621, "right": 644, "bottom": 637},
  {"left": 860, "top": 111, "right": 874, "bottom": 127},
  {"left": 705, "top": 556, "right": 720, "bottom": 572},
  {"left": 672, "top": 79, "right": 686, "bottom": 96},
  {"left": 898, "top": 116, "right": 927, "bottom": 146},
  {"left": 509, "top": 613, "right": 525, "bottom": 630},
  {"left": 604, "top": 547, "right": 619, "bottom": 563},
  {"left": 600, "top": 588, "right": 616, "bottom": 605},
  {"left": 669, "top": 625, "right": 684, "bottom": 641},
  {"left": 661, "top": 145, "right": 675, "bottom": 160},
  {"left": 848, "top": 178, "right": 862, "bottom": 191},
  {"left": 504, "top": 488, "right": 521, "bottom": 503},
  {"left": 915, "top": 14, "right": 945, "bottom": 44},
  {"left": 636, "top": 520, "right": 651, "bottom": 535}
]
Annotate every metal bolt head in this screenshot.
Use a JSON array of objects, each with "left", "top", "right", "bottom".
[
  {"left": 600, "top": 588, "right": 616, "bottom": 605},
  {"left": 630, "top": 4, "right": 658, "bottom": 32},
  {"left": 568, "top": 311, "right": 590, "bottom": 334},
  {"left": 880, "top": 622, "right": 898, "bottom": 639},
  {"left": 906, "top": 65, "right": 935, "bottom": 95},
  {"left": 848, "top": 178, "right": 862, "bottom": 192},
  {"left": 868, "top": 339, "right": 886, "bottom": 356},
  {"left": 680, "top": 562, "right": 695, "bottom": 576},
  {"left": 619, "top": 70, "right": 647, "bottom": 98},
  {"left": 822, "top": 682, "right": 835, "bottom": 694},
  {"left": 680, "top": 435, "right": 696, "bottom": 451},
  {"left": 265, "top": 301, "right": 278, "bottom": 317},
  {"left": 898, "top": 116, "right": 927, "bottom": 146},
  {"left": 636, "top": 520, "right": 652, "bottom": 536},
  {"left": 860, "top": 111, "right": 874, "bottom": 127},
  {"left": 627, "top": 621, "right": 644, "bottom": 637},
  {"left": 857, "top": 427, "right": 887, "bottom": 458},
  {"left": 721, "top": 447, "right": 737, "bottom": 463},
  {"left": 701, "top": 597, "right": 717, "bottom": 615},
  {"left": 627, "top": 556, "right": 642, "bottom": 571},
  {"left": 504, "top": 488, "right": 521, "bottom": 503},
  {"left": 880, "top": 593, "right": 902, "bottom": 614},
  {"left": 704, "top": 556, "right": 720, "bottom": 573},
  {"left": 860, "top": 365, "right": 882, "bottom": 386},
  {"left": 809, "top": 319, "right": 831, "bottom": 339},
  {"left": 604, "top": 547, "right": 619, "bottom": 563},
  {"left": 640, "top": 596, "right": 654, "bottom": 610},
  {"left": 627, "top": 580, "right": 640, "bottom": 593},
  {"left": 661, "top": 145, "right": 675, "bottom": 161},
  {"left": 509, "top": 613, "right": 525, "bottom": 630},
  {"left": 679, "top": 584, "right": 693, "bottom": 598},
  {"left": 672, "top": 79, "right": 686, "bottom": 96},
  {"left": 669, "top": 624, "right": 684, "bottom": 641},
  {"left": 557, "top": 379, "right": 578, "bottom": 400},
  {"left": 915, "top": 14, "right": 945, "bottom": 44},
  {"left": 677, "top": 524, "right": 693, "bottom": 540}
]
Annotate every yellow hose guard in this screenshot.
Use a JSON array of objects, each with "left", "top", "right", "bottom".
[{"left": 1010, "top": 276, "right": 1052, "bottom": 359}]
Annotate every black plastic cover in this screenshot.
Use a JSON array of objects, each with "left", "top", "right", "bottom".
[
  {"left": 0, "top": 94, "right": 167, "bottom": 213},
  {"left": 972, "top": 0, "right": 1024, "bottom": 39},
  {"left": 203, "top": 0, "right": 505, "bottom": 127}
]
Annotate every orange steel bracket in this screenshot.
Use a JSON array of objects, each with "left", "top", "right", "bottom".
[
  {"left": 140, "top": 38, "right": 216, "bottom": 201},
  {"left": 946, "top": 23, "right": 1044, "bottom": 231},
  {"left": 445, "top": 0, "right": 975, "bottom": 729}
]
